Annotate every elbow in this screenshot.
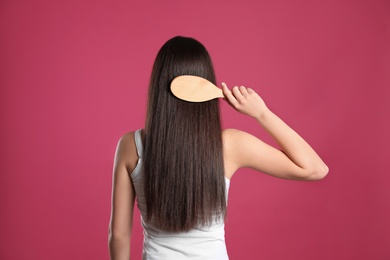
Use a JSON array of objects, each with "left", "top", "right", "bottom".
[
  {"left": 306, "top": 163, "right": 329, "bottom": 181},
  {"left": 108, "top": 232, "right": 131, "bottom": 248},
  {"left": 108, "top": 225, "right": 131, "bottom": 259},
  {"left": 108, "top": 225, "right": 131, "bottom": 243},
  {"left": 288, "top": 163, "right": 329, "bottom": 181}
]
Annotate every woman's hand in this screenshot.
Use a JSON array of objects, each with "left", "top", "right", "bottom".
[{"left": 222, "top": 82, "right": 268, "bottom": 119}]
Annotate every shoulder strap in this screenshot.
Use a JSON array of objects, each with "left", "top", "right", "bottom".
[{"left": 134, "top": 129, "right": 143, "bottom": 158}]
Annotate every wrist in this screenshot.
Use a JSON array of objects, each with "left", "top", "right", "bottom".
[{"left": 255, "top": 107, "right": 271, "bottom": 123}]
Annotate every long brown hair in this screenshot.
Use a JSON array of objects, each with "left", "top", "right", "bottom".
[{"left": 143, "top": 36, "right": 226, "bottom": 232}]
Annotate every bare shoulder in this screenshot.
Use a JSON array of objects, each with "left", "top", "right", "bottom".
[
  {"left": 115, "top": 131, "right": 139, "bottom": 173},
  {"left": 118, "top": 131, "right": 135, "bottom": 147},
  {"left": 222, "top": 128, "right": 255, "bottom": 178},
  {"left": 222, "top": 128, "right": 249, "bottom": 140},
  {"left": 222, "top": 128, "right": 279, "bottom": 179},
  {"left": 222, "top": 128, "right": 257, "bottom": 148}
]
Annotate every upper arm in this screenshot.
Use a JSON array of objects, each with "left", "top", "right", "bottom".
[
  {"left": 109, "top": 133, "right": 137, "bottom": 239},
  {"left": 223, "top": 129, "right": 312, "bottom": 180}
]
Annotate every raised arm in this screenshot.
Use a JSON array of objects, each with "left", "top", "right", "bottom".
[
  {"left": 108, "top": 133, "right": 137, "bottom": 260},
  {"left": 222, "top": 83, "right": 328, "bottom": 180}
]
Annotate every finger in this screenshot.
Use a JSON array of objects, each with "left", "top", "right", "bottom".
[
  {"left": 239, "top": 86, "right": 249, "bottom": 96},
  {"left": 222, "top": 83, "right": 239, "bottom": 106},
  {"left": 232, "top": 86, "right": 241, "bottom": 97},
  {"left": 232, "top": 86, "right": 245, "bottom": 103},
  {"left": 247, "top": 87, "right": 254, "bottom": 94}
]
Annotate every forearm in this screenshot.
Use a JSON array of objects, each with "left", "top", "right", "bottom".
[
  {"left": 256, "top": 108, "right": 328, "bottom": 178},
  {"left": 109, "top": 234, "right": 130, "bottom": 260}
]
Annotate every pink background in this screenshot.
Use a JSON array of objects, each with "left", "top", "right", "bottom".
[{"left": 1, "top": 0, "right": 389, "bottom": 259}]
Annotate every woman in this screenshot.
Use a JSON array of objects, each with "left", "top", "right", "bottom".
[{"left": 108, "top": 36, "right": 328, "bottom": 260}]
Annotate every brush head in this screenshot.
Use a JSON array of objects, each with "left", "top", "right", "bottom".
[{"left": 170, "top": 75, "right": 224, "bottom": 102}]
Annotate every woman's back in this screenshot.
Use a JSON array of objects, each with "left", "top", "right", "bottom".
[{"left": 129, "top": 129, "right": 230, "bottom": 259}]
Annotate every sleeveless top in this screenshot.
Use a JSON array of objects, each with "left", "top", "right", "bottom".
[{"left": 131, "top": 129, "right": 230, "bottom": 260}]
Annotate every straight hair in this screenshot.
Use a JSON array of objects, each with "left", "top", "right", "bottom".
[{"left": 143, "top": 36, "right": 226, "bottom": 232}]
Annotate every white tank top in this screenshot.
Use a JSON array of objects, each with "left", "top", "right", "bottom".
[{"left": 131, "top": 129, "right": 230, "bottom": 260}]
